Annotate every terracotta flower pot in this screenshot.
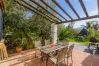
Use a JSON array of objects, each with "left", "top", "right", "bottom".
[{"left": 16, "top": 47, "right": 22, "bottom": 53}]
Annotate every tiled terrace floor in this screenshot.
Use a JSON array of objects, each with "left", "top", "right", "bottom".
[{"left": 0, "top": 48, "right": 99, "bottom": 66}]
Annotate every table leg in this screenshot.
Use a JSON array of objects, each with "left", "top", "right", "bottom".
[
  {"left": 45, "top": 55, "right": 49, "bottom": 66},
  {"left": 41, "top": 52, "right": 44, "bottom": 61}
]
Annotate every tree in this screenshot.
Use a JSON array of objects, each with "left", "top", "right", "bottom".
[
  {"left": 86, "top": 21, "right": 95, "bottom": 37},
  {"left": 58, "top": 25, "right": 75, "bottom": 40},
  {"left": 27, "top": 0, "right": 57, "bottom": 46},
  {"left": 4, "top": 0, "right": 35, "bottom": 50},
  {"left": 29, "top": 8, "right": 52, "bottom": 46},
  {"left": 4, "top": 0, "right": 57, "bottom": 50}
]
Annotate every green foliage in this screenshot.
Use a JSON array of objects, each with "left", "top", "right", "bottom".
[
  {"left": 28, "top": 8, "right": 52, "bottom": 46},
  {"left": 4, "top": 0, "right": 35, "bottom": 50},
  {"left": 58, "top": 21, "right": 99, "bottom": 44},
  {"left": 58, "top": 26, "right": 75, "bottom": 40},
  {"left": 3, "top": 0, "right": 55, "bottom": 51}
]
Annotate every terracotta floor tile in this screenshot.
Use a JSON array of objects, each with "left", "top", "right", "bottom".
[{"left": 0, "top": 49, "right": 99, "bottom": 66}]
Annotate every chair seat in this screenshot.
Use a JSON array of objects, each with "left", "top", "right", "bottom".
[
  {"left": 49, "top": 51, "right": 57, "bottom": 57},
  {"left": 50, "top": 56, "right": 65, "bottom": 64},
  {"left": 65, "top": 55, "right": 71, "bottom": 58},
  {"left": 50, "top": 56, "right": 57, "bottom": 64}
]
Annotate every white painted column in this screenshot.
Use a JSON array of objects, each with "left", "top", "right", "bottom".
[{"left": 51, "top": 23, "right": 57, "bottom": 44}]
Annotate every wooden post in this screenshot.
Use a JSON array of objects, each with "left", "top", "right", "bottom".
[
  {"left": 0, "top": 0, "right": 5, "bottom": 41},
  {"left": 0, "top": 8, "right": 3, "bottom": 41}
]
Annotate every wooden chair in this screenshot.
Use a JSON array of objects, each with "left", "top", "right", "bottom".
[
  {"left": 35, "top": 46, "right": 48, "bottom": 62},
  {"left": 65, "top": 44, "right": 74, "bottom": 66},
  {"left": 49, "top": 40, "right": 69, "bottom": 58},
  {"left": 0, "top": 42, "right": 8, "bottom": 60},
  {"left": 35, "top": 41, "right": 52, "bottom": 58},
  {"left": 88, "top": 37, "right": 98, "bottom": 49},
  {"left": 49, "top": 47, "right": 68, "bottom": 66}
]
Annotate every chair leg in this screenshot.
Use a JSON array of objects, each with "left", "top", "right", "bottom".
[
  {"left": 56, "top": 63, "right": 59, "bottom": 66},
  {"left": 88, "top": 44, "right": 90, "bottom": 48},
  {"left": 64, "top": 59, "right": 66, "bottom": 66},
  {"left": 56, "top": 64, "right": 58, "bottom": 66},
  {"left": 35, "top": 51, "right": 37, "bottom": 58},
  {"left": 41, "top": 52, "right": 44, "bottom": 61},
  {"left": 35, "top": 49, "right": 38, "bottom": 58},
  {"left": 71, "top": 55, "right": 73, "bottom": 64},
  {"left": 67, "top": 58, "right": 68, "bottom": 66}
]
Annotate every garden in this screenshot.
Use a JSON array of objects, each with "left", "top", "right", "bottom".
[{"left": 58, "top": 21, "right": 99, "bottom": 44}]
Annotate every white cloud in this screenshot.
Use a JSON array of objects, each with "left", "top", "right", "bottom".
[
  {"left": 64, "top": 18, "right": 99, "bottom": 28},
  {"left": 89, "top": 9, "right": 98, "bottom": 16}
]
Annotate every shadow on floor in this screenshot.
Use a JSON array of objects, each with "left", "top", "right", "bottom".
[
  {"left": 23, "top": 58, "right": 72, "bottom": 66},
  {"left": 81, "top": 54, "right": 99, "bottom": 66},
  {"left": 83, "top": 46, "right": 99, "bottom": 55}
]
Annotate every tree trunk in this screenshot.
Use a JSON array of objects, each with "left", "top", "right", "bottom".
[
  {"left": 0, "top": 8, "right": 3, "bottom": 41},
  {"left": 41, "top": 37, "right": 45, "bottom": 46}
]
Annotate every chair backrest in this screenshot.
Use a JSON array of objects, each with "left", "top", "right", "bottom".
[
  {"left": 64, "top": 47, "right": 68, "bottom": 55},
  {"left": 67, "top": 44, "right": 74, "bottom": 57},
  {"left": 57, "top": 47, "right": 68, "bottom": 63},
  {"left": 0, "top": 42, "right": 8, "bottom": 60},
  {"left": 62, "top": 40, "right": 69, "bottom": 46},
  {"left": 89, "top": 37, "right": 98, "bottom": 42}
]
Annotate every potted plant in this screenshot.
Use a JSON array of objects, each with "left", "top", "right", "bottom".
[
  {"left": 15, "top": 38, "right": 23, "bottom": 53},
  {"left": 16, "top": 45, "right": 23, "bottom": 53}
]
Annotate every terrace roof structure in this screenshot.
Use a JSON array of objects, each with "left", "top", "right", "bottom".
[
  {"left": 0, "top": 0, "right": 5, "bottom": 12},
  {"left": 16, "top": 0, "right": 99, "bottom": 24}
]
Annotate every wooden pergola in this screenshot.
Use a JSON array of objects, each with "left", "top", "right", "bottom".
[
  {"left": 16, "top": 0, "right": 99, "bottom": 24},
  {"left": 16, "top": 0, "right": 99, "bottom": 43},
  {"left": 0, "top": 0, "right": 5, "bottom": 12}
]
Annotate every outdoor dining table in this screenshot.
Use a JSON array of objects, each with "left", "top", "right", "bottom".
[{"left": 38, "top": 44, "right": 67, "bottom": 66}]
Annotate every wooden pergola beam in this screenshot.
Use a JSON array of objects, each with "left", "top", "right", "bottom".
[
  {"left": 30, "top": 0, "right": 62, "bottom": 22},
  {"left": 0, "top": 0, "right": 5, "bottom": 12},
  {"left": 40, "top": 0, "right": 67, "bottom": 21},
  {"left": 22, "top": 0, "right": 59, "bottom": 23},
  {"left": 65, "top": 0, "right": 80, "bottom": 19},
  {"left": 79, "top": 0, "right": 89, "bottom": 17},
  {"left": 58, "top": 15, "right": 99, "bottom": 24},
  {"left": 16, "top": 0, "right": 56, "bottom": 23},
  {"left": 51, "top": 0, "right": 73, "bottom": 20}
]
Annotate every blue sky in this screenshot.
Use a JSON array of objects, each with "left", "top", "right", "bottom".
[
  {"left": 54, "top": 0, "right": 98, "bottom": 28},
  {"left": 55, "top": 0, "right": 98, "bottom": 19}
]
